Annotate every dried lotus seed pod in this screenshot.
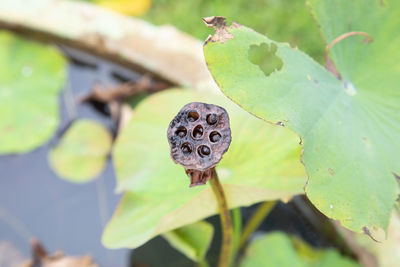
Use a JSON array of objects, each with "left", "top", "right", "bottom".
[{"left": 167, "top": 102, "right": 231, "bottom": 186}]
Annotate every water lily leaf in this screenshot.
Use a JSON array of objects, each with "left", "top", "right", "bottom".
[
  {"left": 49, "top": 120, "right": 112, "bottom": 183},
  {"left": 240, "top": 232, "right": 360, "bottom": 267},
  {"left": 162, "top": 221, "right": 213, "bottom": 262},
  {"left": 203, "top": 0, "right": 400, "bottom": 238},
  {"left": 102, "top": 89, "right": 306, "bottom": 248},
  {"left": 0, "top": 31, "right": 66, "bottom": 154}
]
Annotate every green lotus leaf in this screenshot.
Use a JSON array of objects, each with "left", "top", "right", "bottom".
[
  {"left": 203, "top": 0, "right": 400, "bottom": 238},
  {"left": 102, "top": 89, "right": 306, "bottom": 248},
  {"left": 49, "top": 119, "right": 112, "bottom": 183},
  {"left": 240, "top": 232, "right": 360, "bottom": 267},
  {"left": 0, "top": 31, "right": 66, "bottom": 154},
  {"left": 162, "top": 220, "right": 213, "bottom": 262}
]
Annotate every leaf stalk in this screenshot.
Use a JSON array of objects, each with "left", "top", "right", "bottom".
[
  {"left": 209, "top": 168, "right": 233, "bottom": 267},
  {"left": 238, "top": 200, "right": 277, "bottom": 251}
]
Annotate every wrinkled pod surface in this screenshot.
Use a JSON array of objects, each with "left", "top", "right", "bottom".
[{"left": 167, "top": 102, "right": 231, "bottom": 186}]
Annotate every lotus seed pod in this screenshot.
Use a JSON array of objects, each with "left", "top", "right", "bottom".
[{"left": 167, "top": 102, "right": 231, "bottom": 186}]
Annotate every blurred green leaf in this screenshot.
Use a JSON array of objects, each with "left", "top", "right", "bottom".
[
  {"left": 141, "top": 0, "right": 324, "bottom": 61},
  {"left": 240, "top": 232, "right": 360, "bottom": 267},
  {"left": 162, "top": 221, "right": 213, "bottom": 262},
  {"left": 49, "top": 119, "right": 112, "bottom": 183},
  {"left": 102, "top": 89, "right": 306, "bottom": 248},
  {"left": 203, "top": 0, "right": 400, "bottom": 238},
  {"left": 0, "top": 31, "right": 65, "bottom": 154}
]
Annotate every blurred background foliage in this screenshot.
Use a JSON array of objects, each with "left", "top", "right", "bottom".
[{"left": 80, "top": 0, "right": 325, "bottom": 62}]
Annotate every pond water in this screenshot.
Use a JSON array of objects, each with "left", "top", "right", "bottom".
[{"left": 0, "top": 47, "right": 134, "bottom": 267}]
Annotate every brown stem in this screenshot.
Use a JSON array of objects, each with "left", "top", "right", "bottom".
[
  {"left": 209, "top": 168, "right": 233, "bottom": 267},
  {"left": 325, "top": 31, "right": 373, "bottom": 57},
  {"left": 325, "top": 31, "right": 373, "bottom": 79}
]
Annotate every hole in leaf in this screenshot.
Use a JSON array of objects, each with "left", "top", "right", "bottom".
[
  {"left": 248, "top": 43, "right": 283, "bottom": 76},
  {"left": 175, "top": 126, "right": 187, "bottom": 138},
  {"left": 192, "top": 125, "right": 204, "bottom": 139},
  {"left": 209, "top": 131, "right": 221, "bottom": 143},
  {"left": 181, "top": 143, "right": 193, "bottom": 155},
  {"left": 187, "top": 110, "right": 199, "bottom": 122},
  {"left": 197, "top": 145, "right": 211, "bottom": 158},
  {"left": 206, "top": 113, "right": 219, "bottom": 125}
]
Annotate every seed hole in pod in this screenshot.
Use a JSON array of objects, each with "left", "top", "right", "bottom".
[
  {"left": 192, "top": 125, "right": 204, "bottom": 139},
  {"left": 175, "top": 126, "right": 187, "bottom": 138},
  {"left": 206, "top": 113, "right": 218, "bottom": 125},
  {"left": 187, "top": 110, "right": 199, "bottom": 122},
  {"left": 209, "top": 131, "right": 221, "bottom": 143},
  {"left": 198, "top": 145, "right": 211, "bottom": 158},
  {"left": 181, "top": 143, "right": 193, "bottom": 155}
]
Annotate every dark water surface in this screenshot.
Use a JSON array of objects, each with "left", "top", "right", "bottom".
[{"left": 0, "top": 48, "right": 138, "bottom": 267}]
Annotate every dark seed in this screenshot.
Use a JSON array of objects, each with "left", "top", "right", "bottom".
[
  {"left": 181, "top": 143, "right": 193, "bottom": 155},
  {"left": 192, "top": 125, "right": 204, "bottom": 139},
  {"left": 198, "top": 145, "right": 211, "bottom": 157},
  {"left": 188, "top": 111, "right": 199, "bottom": 122},
  {"left": 206, "top": 114, "right": 218, "bottom": 125},
  {"left": 175, "top": 126, "right": 187, "bottom": 138},
  {"left": 209, "top": 131, "right": 221, "bottom": 142}
]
